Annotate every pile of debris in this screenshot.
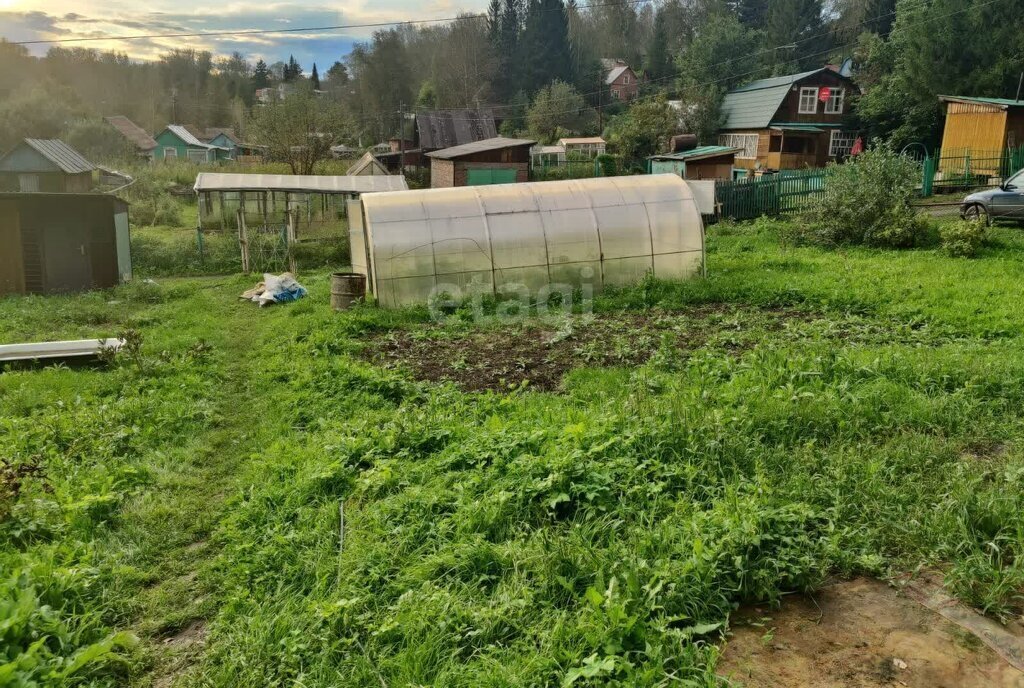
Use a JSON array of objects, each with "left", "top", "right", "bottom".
[{"left": 240, "top": 273, "right": 308, "bottom": 307}]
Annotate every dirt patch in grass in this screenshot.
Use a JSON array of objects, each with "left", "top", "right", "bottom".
[
  {"left": 717, "top": 577, "right": 1024, "bottom": 687},
  {"left": 362, "top": 306, "right": 813, "bottom": 392}
]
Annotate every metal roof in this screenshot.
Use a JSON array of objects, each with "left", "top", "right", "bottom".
[
  {"left": 720, "top": 68, "right": 830, "bottom": 130},
  {"left": 425, "top": 137, "right": 536, "bottom": 160},
  {"left": 104, "top": 116, "right": 158, "bottom": 151},
  {"left": 416, "top": 110, "right": 497, "bottom": 150},
  {"left": 770, "top": 124, "right": 825, "bottom": 132},
  {"left": 648, "top": 145, "right": 741, "bottom": 161},
  {"left": 559, "top": 137, "right": 606, "bottom": 145},
  {"left": 193, "top": 173, "right": 408, "bottom": 194},
  {"left": 8, "top": 139, "right": 96, "bottom": 174},
  {"left": 605, "top": 65, "right": 631, "bottom": 85},
  {"left": 939, "top": 95, "right": 1024, "bottom": 109},
  {"left": 164, "top": 124, "right": 223, "bottom": 149}
]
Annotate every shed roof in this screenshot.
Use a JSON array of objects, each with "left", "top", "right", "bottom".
[
  {"left": 939, "top": 95, "right": 1024, "bottom": 110},
  {"left": 164, "top": 124, "right": 223, "bottom": 149},
  {"left": 425, "top": 137, "right": 536, "bottom": 160},
  {"left": 0, "top": 139, "right": 97, "bottom": 174},
  {"left": 560, "top": 137, "right": 606, "bottom": 145},
  {"left": 193, "top": 172, "right": 408, "bottom": 194},
  {"left": 346, "top": 152, "right": 390, "bottom": 176},
  {"left": 104, "top": 116, "right": 158, "bottom": 151},
  {"left": 720, "top": 68, "right": 832, "bottom": 130},
  {"left": 416, "top": 109, "right": 497, "bottom": 150},
  {"left": 648, "top": 145, "right": 740, "bottom": 161},
  {"left": 205, "top": 128, "right": 239, "bottom": 144}
]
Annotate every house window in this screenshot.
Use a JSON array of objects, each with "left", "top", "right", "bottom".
[
  {"left": 829, "top": 130, "right": 857, "bottom": 157},
  {"left": 719, "top": 133, "right": 759, "bottom": 159},
  {"left": 163, "top": 147, "right": 178, "bottom": 159},
  {"left": 623, "top": 74, "right": 630, "bottom": 85},
  {"left": 612, "top": 89, "right": 619, "bottom": 99},
  {"left": 187, "top": 148, "right": 207, "bottom": 163},
  {"left": 798, "top": 87, "right": 819, "bottom": 115},
  {"left": 824, "top": 88, "right": 845, "bottom": 115},
  {"left": 18, "top": 174, "right": 39, "bottom": 192}
]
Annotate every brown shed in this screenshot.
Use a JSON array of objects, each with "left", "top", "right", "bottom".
[
  {"left": 426, "top": 137, "right": 536, "bottom": 188},
  {"left": 0, "top": 193, "right": 131, "bottom": 296},
  {"left": 0, "top": 139, "right": 96, "bottom": 193}
]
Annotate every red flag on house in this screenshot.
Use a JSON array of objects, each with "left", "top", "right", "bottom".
[
  {"left": 850, "top": 137, "right": 864, "bottom": 156},
  {"left": 818, "top": 87, "right": 832, "bottom": 103}
]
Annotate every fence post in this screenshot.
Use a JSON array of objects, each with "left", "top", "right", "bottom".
[
  {"left": 196, "top": 227, "right": 204, "bottom": 263},
  {"left": 921, "top": 156, "right": 935, "bottom": 198}
]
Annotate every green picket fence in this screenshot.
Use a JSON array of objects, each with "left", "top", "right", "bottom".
[
  {"left": 921, "top": 146, "right": 1024, "bottom": 196},
  {"left": 715, "top": 169, "right": 826, "bottom": 221}
]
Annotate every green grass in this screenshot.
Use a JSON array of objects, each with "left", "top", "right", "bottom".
[{"left": 3, "top": 222, "right": 1024, "bottom": 686}]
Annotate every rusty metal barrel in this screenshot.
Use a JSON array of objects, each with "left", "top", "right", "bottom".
[{"left": 330, "top": 272, "right": 366, "bottom": 311}]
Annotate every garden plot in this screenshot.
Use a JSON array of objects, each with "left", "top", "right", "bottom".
[
  {"left": 718, "top": 577, "right": 1024, "bottom": 687},
  {"left": 361, "top": 306, "right": 980, "bottom": 392}
]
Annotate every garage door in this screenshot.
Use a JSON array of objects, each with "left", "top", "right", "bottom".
[{"left": 466, "top": 168, "right": 517, "bottom": 186}]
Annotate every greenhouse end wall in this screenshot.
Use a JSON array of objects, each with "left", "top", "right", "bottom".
[{"left": 351, "top": 174, "right": 705, "bottom": 308}]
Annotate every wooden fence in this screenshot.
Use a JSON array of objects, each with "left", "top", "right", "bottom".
[{"left": 715, "top": 169, "right": 826, "bottom": 221}]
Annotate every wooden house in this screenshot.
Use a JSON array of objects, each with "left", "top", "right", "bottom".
[
  {"left": 648, "top": 146, "right": 740, "bottom": 180},
  {"left": 104, "top": 116, "right": 158, "bottom": 159},
  {"left": 205, "top": 128, "right": 240, "bottom": 159},
  {"left": 603, "top": 59, "right": 639, "bottom": 101},
  {"left": 938, "top": 96, "right": 1024, "bottom": 174},
  {"left": 718, "top": 67, "right": 859, "bottom": 172},
  {"left": 152, "top": 125, "right": 230, "bottom": 163},
  {"left": 426, "top": 137, "right": 535, "bottom": 188},
  {"left": 0, "top": 192, "right": 131, "bottom": 295},
  {"left": 0, "top": 139, "right": 96, "bottom": 193}
]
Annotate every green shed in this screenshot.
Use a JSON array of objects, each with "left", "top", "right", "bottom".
[
  {"left": 153, "top": 125, "right": 229, "bottom": 163},
  {"left": 648, "top": 146, "right": 740, "bottom": 181}
]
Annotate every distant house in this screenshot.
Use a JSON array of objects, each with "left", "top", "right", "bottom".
[
  {"left": 152, "top": 125, "right": 230, "bottom": 163},
  {"left": 346, "top": 152, "right": 390, "bottom": 176},
  {"left": 560, "top": 137, "right": 607, "bottom": 159},
  {"left": 204, "top": 128, "right": 240, "bottom": 159},
  {"left": 648, "top": 146, "right": 740, "bottom": 180},
  {"left": 0, "top": 139, "right": 96, "bottom": 192},
  {"left": 938, "top": 96, "right": 1024, "bottom": 174},
  {"left": 426, "top": 137, "right": 535, "bottom": 188},
  {"left": 104, "top": 116, "right": 158, "bottom": 159},
  {"left": 718, "top": 67, "right": 859, "bottom": 173},
  {"left": 603, "top": 59, "right": 639, "bottom": 102},
  {"left": 416, "top": 109, "right": 498, "bottom": 152}
]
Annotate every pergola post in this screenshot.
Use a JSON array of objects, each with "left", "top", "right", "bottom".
[{"left": 237, "top": 207, "right": 250, "bottom": 273}]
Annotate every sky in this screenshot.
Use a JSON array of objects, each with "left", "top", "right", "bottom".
[{"left": 0, "top": 0, "right": 486, "bottom": 69}]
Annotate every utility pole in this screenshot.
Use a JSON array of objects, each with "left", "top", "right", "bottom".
[
  {"left": 171, "top": 87, "right": 177, "bottom": 122},
  {"left": 399, "top": 101, "right": 406, "bottom": 174}
]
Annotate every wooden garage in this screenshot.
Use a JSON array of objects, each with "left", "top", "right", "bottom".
[
  {"left": 0, "top": 193, "right": 131, "bottom": 296},
  {"left": 426, "top": 137, "right": 536, "bottom": 188}
]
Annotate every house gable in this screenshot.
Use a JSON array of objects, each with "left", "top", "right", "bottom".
[{"left": 721, "top": 68, "right": 857, "bottom": 131}]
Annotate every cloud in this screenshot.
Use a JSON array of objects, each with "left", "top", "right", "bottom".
[{"left": 1, "top": 1, "right": 490, "bottom": 66}]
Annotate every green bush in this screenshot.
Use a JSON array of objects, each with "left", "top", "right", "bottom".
[
  {"left": 803, "top": 146, "right": 926, "bottom": 249},
  {"left": 940, "top": 219, "right": 987, "bottom": 257}
]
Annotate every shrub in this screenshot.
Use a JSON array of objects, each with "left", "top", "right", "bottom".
[
  {"left": 940, "top": 219, "right": 987, "bottom": 257},
  {"left": 802, "top": 146, "right": 926, "bottom": 249}
]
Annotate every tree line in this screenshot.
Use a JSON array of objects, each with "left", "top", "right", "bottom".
[{"left": 1, "top": 0, "right": 1022, "bottom": 159}]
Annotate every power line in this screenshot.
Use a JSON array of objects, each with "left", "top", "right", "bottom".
[{"left": 6, "top": 0, "right": 652, "bottom": 46}]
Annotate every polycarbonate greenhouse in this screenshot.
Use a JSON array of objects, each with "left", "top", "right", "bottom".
[{"left": 349, "top": 174, "right": 705, "bottom": 308}]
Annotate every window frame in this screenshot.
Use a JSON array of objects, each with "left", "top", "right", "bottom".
[
  {"left": 798, "top": 87, "right": 819, "bottom": 115},
  {"left": 719, "top": 133, "right": 759, "bottom": 160},
  {"left": 828, "top": 130, "right": 857, "bottom": 157},
  {"left": 163, "top": 147, "right": 178, "bottom": 159},
  {"left": 824, "top": 88, "right": 845, "bottom": 115}
]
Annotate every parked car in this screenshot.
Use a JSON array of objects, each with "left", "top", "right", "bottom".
[{"left": 961, "top": 169, "right": 1024, "bottom": 224}]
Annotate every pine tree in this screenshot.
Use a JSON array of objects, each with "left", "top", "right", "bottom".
[
  {"left": 284, "top": 55, "right": 303, "bottom": 82},
  {"left": 311, "top": 63, "right": 321, "bottom": 90},
  {"left": 520, "top": 0, "right": 572, "bottom": 94},
  {"left": 252, "top": 59, "right": 271, "bottom": 89}
]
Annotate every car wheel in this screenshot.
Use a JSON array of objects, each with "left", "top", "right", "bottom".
[{"left": 963, "top": 203, "right": 990, "bottom": 225}]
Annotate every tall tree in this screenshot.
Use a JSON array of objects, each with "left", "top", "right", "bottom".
[
  {"left": 519, "top": 0, "right": 573, "bottom": 94},
  {"left": 764, "top": 0, "right": 827, "bottom": 73},
  {"left": 310, "top": 63, "right": 321, "bottom": 90},
  {"left": 252, "top": 60, "right": 271, "bottom": 89},
  {"left": 247, "top": 85, "right": 343, "bottom": 174},
  {"left": 527, "top": 80, "right": 595, "bottom": 142}
]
